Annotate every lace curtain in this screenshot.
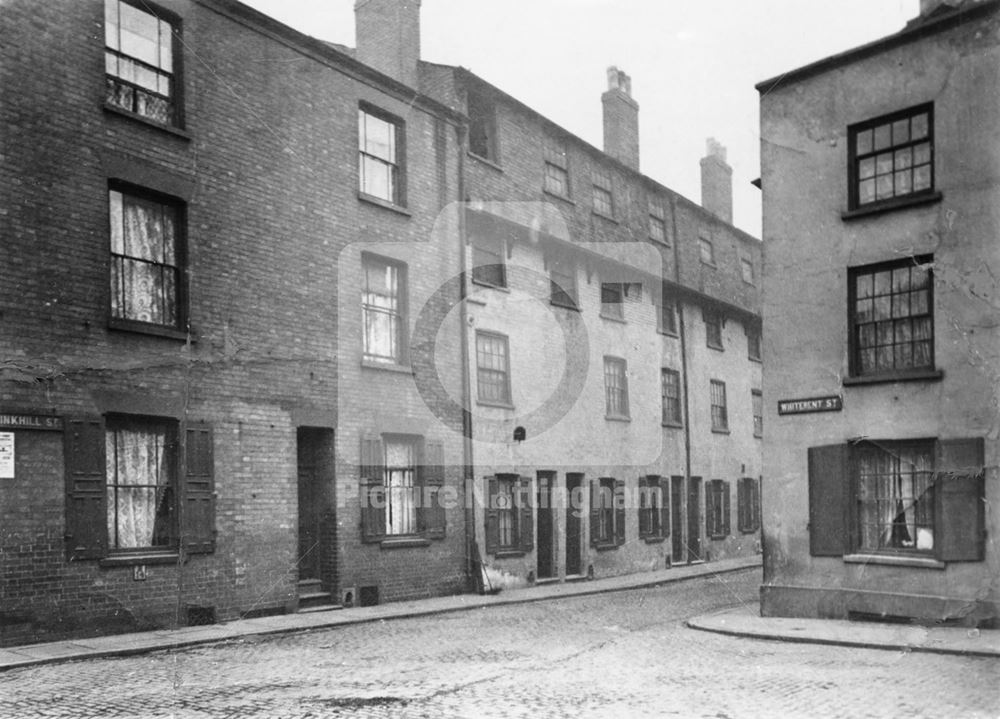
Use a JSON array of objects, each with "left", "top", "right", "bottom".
[
  {"left": 858, "top": 444, "right": 934, "bottom": 551},
  {"left": 106, "top": 424, "right": 172, "bottom": 549}
]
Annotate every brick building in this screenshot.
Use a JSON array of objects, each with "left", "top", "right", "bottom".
[
  {"left": 1, "top": 0, "right": 466, "bottom": 645},
  {"left": 758, "top": 0, "right": 999, "bottom": 624},
  {"left": 1, "top": 0, "right": 762, "bottom": 645}
]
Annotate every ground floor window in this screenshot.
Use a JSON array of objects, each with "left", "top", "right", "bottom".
[
  {"left": 856, "top": 440, "right": 934, "bottom": 552},
  {"left": 485, "top": 474, "right": 533, "bottom": 555},
  {"left": 638, "top": 475, "right": 669, "bottom": 540},
  {"left": 706, "top": 479, "right": 731, "bottom": 539},
  {"left": 737, "top": 476, "right": 760, "bottom": 534},
  {"left": 591, "top": 477, "right": 625, "bottom": 547}
]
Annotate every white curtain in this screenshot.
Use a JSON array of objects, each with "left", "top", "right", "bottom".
[{"left": 106, "top": 425, "right": 170, "bottom": 549}]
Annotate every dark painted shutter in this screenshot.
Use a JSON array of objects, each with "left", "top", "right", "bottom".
[
  {"left": 64, "top": 417, "right": 108, "bottom": 560},
  {"left": 360, "top": 436, "right": 385, "bottom": 541},
  {"left": 658, "top": 476, "right": 670, "bottom": 539},
  {"left": 636, "top": 475, "right": 648, "bottom": 536},
  {"left": 722, "top": 480, "right": 731, "bottom": 536},
  {"left": 183, "top": 426, "right": 215, "bottom": 554},
  {"left": 935, "top": 438, "right": 985, "bottom": 562},
  {"left": 754, "top": 476, "right": 763, "bottom": 532},
  {"left": 419, "top": 440, "right": 446, "bottom": 539},
  {"left": 485, "top": 476, "right": 499, "bottom": 554},
  {"left": 706, "top": 481, "right": 715, "bottom": 538},
  {"left": 519, "top": 476, "right": 534, "bottom": 551},
  {"left": 614, "top": 478, "right": 626, "bottom": 545},
  {"left": 807, "top": 444, "right": 849, "bottom": 556},
  {"left": 590, "top": 480, "right": 600, "bottom": 546}
]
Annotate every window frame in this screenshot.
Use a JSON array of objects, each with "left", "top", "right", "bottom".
[
  {"left": 484, "top": 474, "right": 533, "bottom": 556},
  {"left": 847, "top": 255, "right": 935, "bottom": 381},
  {"left": 848, "top": 103, "right": 934, "bottom": 212},
  {"left": 661, "top": 368, "right": 682, "bottom": 427},
  {"left": 752, "top": 389, "right": 763, "bottom": 438},
  {"left": 591, "top": 168, "right": 615, "bottom": 219},
  {"left": 543, "top": 138, "right": 570, "bottom": 199},
  {"left": 603, "top": 356, "right": 630, "bottom": 420},
  {"left": 361, "top": 253, "right": 408, "bottom": 366},
  {"left": 698, "top": 237, "right": 715, "bottom": 266},
  {"left": 648, "top": 200, "right": 668, "bottom": 245},
  {"left": 747, "top": 324, "right": 762, "bottom": 361},
  {"left": 740, "top": 257, "right": 755, "bottom": 285},
  {"left": 657, "top": 289, "right": 678, "bottom": 335},
  {"left": 107, "top": 182, "right": 187, "bottom": 336},
  {"left": 710, "top": 379, "right": 728, "bottom": 433},
  {"left": 104, "top": 0, "right": 183, "bottom": 128},
  {"left": 707, "top": 479, "right": 731, "bottom": 539},
  {"left": 600, "top": 282, "right": 626, "bottom": 321},
  {"left": 470, "top": 234, "right": 507, "bottom": 289},
  {"left": 467, "top": 88, "right": 498, "bottom": 163},
  {"left": 548, "top": 253, "right": 579, "bottom": 309},
  {"left": 358, "top": 103, "right": 406, "bottom": 207},
  {"left": 475, "top": 330, "right": 513, "bottom": 406},
  {"left": 704, "top": 309, "right": 723, "bottom": 350},
  {"left": 591, "top": 477, "right": 625, "bottom": 548}
]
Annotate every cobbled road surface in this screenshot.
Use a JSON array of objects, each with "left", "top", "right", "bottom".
[{"left": 1, "top": 568, "right": 997, "bottom": 718}]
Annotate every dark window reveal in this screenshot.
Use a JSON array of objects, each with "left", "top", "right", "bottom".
[{"left": 850, "top": 104, "right": 933, "bottom": 209}]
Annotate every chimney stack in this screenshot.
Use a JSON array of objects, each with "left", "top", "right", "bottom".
[
  {"left": 602, "top": 66, "right": 640, "bottom": 171},
  {"left": 355, "top": 0, "right": 421, "bottom": 88},
  {"left": 700, "top": 138, "right": 733, "bottom": 224}
]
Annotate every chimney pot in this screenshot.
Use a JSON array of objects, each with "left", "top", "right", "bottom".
[{"left": 602, "top": 66, "right": 639, "bottom": 171}]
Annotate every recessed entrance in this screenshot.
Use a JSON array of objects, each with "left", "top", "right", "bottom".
[
  {"left": 565, "top": 472, "right": 584, "bottom": 576},
  {"left": 536, "top": 471, "right": 556, "bottom": 580},
  {"left": 687, "top": 476, "right": 702, "bottom": 562},
  {"left": 297, "top": 427, "right": 335, "bottom": 609}
]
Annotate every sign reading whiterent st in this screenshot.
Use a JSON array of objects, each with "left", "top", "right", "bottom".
[
  {"left": 777, "top": 395, "right": 843, "bottom": 415},
  {"left": 0, "top": 414, "right": 63, "bottom": 431}
]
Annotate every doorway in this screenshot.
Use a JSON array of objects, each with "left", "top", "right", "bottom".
[
  {"left": 536, "top": 471, "right": 555, "bottom": 580},
  {"left": 687, "top": 476, "right": 702, "bottom": 562},
  {"left": 565, "top": 473, "right": 584, "bottom": 576},
  {"left": 671, "top": 475, "right": 684, "bottom": 564},
  {"left": 297, "top": 427, "right": 335, "bottom": 607}
]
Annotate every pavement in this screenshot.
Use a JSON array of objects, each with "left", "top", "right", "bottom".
[{"left": 1, "top": 554, "right": 996, "bottom": 673}]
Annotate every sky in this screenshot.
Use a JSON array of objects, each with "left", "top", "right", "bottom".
[{"left": 238, "top": 0, "right": 921, "bottom": 238}]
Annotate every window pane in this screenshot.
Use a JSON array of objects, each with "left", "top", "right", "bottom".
[
  {"left": 895, "top": 147, "right": 912, "bottom": 170},
  {"left": 858, "top": 157, "right": 875, "bottom": 180},
  {"left": 363, "top": 113, "right": 394, "bottom": 161},
  {"left": 892, "top": 118, "right": 910, "bottom": 144},
  {"left": 859, "top": 178, "right": 875, "bottom": 204},
  {"left": 875, "top": 152, "right": 893, "bottom": 176},
  {"left": 119, "top": 2, "right": 161, "bottom": 67},
  {"left": 873, "top": 123, "right": 891, "bottom": 151},
  {"left": 911, "top": 113, "right": 929, "bottom": 139},
  {"left": 894, "top": 170, "right": 912, "bottom": 196},
  {"left": 158, "top": 19, "right": 172, "bottom": 73},
  {"left": 856, "top": 129, "right": 872, "bottom": 155},
  {"left": 913, "top": 165, "right": 931, "bottom": 191},
  {"left": 913, "top": 142, "right": 931, "bottom": 165},
  {"left": 891, "top": 292, "right": 909, "bottom": 318},
  {"left": 106, "top": 422, "right": 172, "bottom": 550}
]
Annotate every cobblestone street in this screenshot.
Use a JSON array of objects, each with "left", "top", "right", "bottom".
[{"left": 1, "top": 568, "right": 996, "bottom": 719}]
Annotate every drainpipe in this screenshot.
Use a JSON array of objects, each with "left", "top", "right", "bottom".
[
  {"left": 455, "top": 121, "right": 476, "bottom": 589},
  {"left": 668, "top": 193, "right": 693, "bottom": 561}
]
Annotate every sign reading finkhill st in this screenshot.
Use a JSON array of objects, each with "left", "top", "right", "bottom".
[
  {"left": 0, "top": 414, "right": 63, "bottom": 431},
  {"left": 777, "top": 395, "right": 843, "bottom": 415}
]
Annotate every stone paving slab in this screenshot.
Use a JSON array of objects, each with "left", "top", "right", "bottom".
[
  {"left": 687, "top": 604, "right": 1000, "bottom": 657},
  {"left": 0, "top": 556, "right": 760, "bottom": 672}
]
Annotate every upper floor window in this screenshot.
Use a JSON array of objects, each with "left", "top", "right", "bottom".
[
  {"left": 604, "top": 356, "right": 630, "bottom": 419},
  {"left": 658, "top": 290, "right": 678, "bottom": 335},
  {"left": 549, "top": 254, "right": 578, "bottom": 309},
  {"left": 105, "top": 0, "right": 179, "bottom": 126},
  {"left": 467, "top": 89, "right": 498, "bottom": 163},
  {"left": 740, "top": 258, "right": 755, "bottom": 285},
  {"left": 359, "top": 105, "right": 405, "bottom": 206},
  {"left": 747, "top": 325, "right": 762, "bottom": 361},
  {"left": 601, "top": 282, "right": 625, "bottom": 321},
  {"left": 661, "top": 368, "right": 682, "bottom": 426},
  {"left": 476, "top": 331, "right": 512, "bottom": 406},
  {"left": 649, "top": 200, "right": 668, "bottom": 245},
  {"left": 710, "top": 380, "right": 728, "bottom": 432},
  {"left": 109, "top": 186, "right": 183, "bottom": 331},
  {"left": 699, "top": 237, "right": 715, "bottom": 266},
  {"left": 849, "top": 256, "right": 933, "bottom": 378},
  {"left": 592, "top": 168, "right": 614, "bottom": 218},
  {"left": 752, "top": 389, "right": 763, "bottom": 438},
  {"left": 704, "top": 309, "right": 723, "bottom": 350},
  {"left": 470, "top": 234, "right": 506, "bottom": 288},
  {"left": 543, "top": 138, "right": 570, "bottom": 198},
  {"left": 362, "top": 254, "right": 406, "bottom": 364},
  {"left": 849, "top": 104, "right": 933, "bottom": 210}
]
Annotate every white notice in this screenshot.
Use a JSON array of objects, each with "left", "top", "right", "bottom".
[{"left": 0, "top": 432, "right": 13, "bottom": 478}]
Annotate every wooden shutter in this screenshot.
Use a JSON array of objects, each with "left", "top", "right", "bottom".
[
  {"left": 722, "top": 480, "right": 731, "bottom": 536},
  {"left": 706, "top": 480, "right": 715, "bottom": 538},
  {"left": 64, "top": 417, "right": 108, "bottom": 560},
  {"left": 807, "top": 444, "right": 849, "bottom": 556},
  {"left": 637, "top": 475, "right": 649, "bottom": 536},
  {"left": 519, "top": 476, "right": 534, "bottom": 551},
  {"left": 614, "top": 478, "right": 626, "bottom": 545},
  {"left": 589, "top": 479, "right": 600, "bottom": 547},
  {"left": 935, "top": 438, "right": 985, "bottom": 562},
  {"left": 754, "top": 476, "right": 762, "bottom": 532},
  {"left": 183, "top": 426, "right": 215, "bottom": 555},
  {"left": 359, "top": 435, "right": 385, "bottom": 541},
  {"left": 658, "top": 476, "right": 670, "bottom": 539},
  {"left": 419, "top": 440, "right": 446, "bottom": 539},
  {"left": 485, "top": 476, "right": 499, "bottom": 554}
]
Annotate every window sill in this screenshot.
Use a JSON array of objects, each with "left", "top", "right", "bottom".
[
  {"left": 658, "top": 329, "right": 679, "bottom": 338},
  {"left": 592, "top": 210, "right": 619, "bottom": 224},
  {"left": 108, "top": 319, "right": 191, "bottom": 342},
  {"left": 649, "top": 237, "right": 671, "bottom": 248},
  {"left": 706, "top": 343, "right": 725, "bottom": 352},
  {"left": 711, "top": 427, "right": 731, "bottom": 435},
  {"left": 542, "top": 189, "right": 575, "bottom": 206},
  {"left": 642, "top": 536, "right": 666, "bottom": 545},
  {"left": 605, "top": 414, "right": 631, "bottom": 423},
  {"left": 493, "top": 549, "right": 526, "bottom": 559},
  {"left": 466, "top": 295, "right": 488, "bottom": 306},
  {"left": 708, "top": 534, "right": 728, "bottom": 541},
  {"left": 361, "top": 360, "right": 413, "bottom": 375},
  {"left": 471, "top": 279, "right": 510, "bottom": 292},
  {"left": 593, "top": 542, "right": 621, "bottom": 552},
  {"left": 754, "top": 433, "right": 763, "bottom": 440},
  {"left": 843, "top": 369, "right": 943, "bottom": 386},
  {"left": 843, "top": 553, "right": 945, "bottom": 570},
  {"left": 748, "top": 355, "right": 762, "bottom": 364},
  {"left": 100, "top": 552, "right": 179, "bottom": 567},
  {"left": 468, "top": 151, "right": 503, "bottom": 172},
  {"left": 600, "top": 312, "right": 626, "bottom": 324},
  {"left": 739, "top": 528, "right": 760, "bottom": 535},
  {"left": 380, "top": 537, "right": 430, "bottom": 549},
  {"left": 477, "top": 399, "right": 515, "bottom": 410},
  {"left": 841, "top": 191, "right": 942, "bottom": 221},
  {"left": 103, "top": 103, "right": 191, "bottom": 141},
  {"left": 357, "top": 192, "right": 411, "bottom": 216},
  {"left": 700, "top": 261, "right": 717, "bottom": 269},
  {"left": 662, "top": 421, "right": 684, "bottom": 429}
]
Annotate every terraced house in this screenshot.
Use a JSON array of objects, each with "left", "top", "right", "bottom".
[{"left": 1, "top": 0, "right": 762, "bottom": 645}]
